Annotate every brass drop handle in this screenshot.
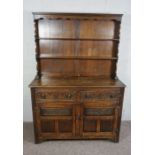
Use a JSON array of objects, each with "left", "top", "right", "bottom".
[
  {"left": 68, "top": 93, "right": 72, "bottom": 98},
  {"left": 110, "top": 95, "right": 113, "bottom": 98},
  {"left": 41, "top": 94, "right": 46, "bottom": 99},
  {"left": 65, "top": 93, "right": 73, "bottom": 99}
]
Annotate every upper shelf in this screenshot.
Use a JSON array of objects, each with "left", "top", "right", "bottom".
[
  {"left": 36, "top": 38, "right": 119, "bottom": 41},
  {"left": 38, "top": 55, "right": 118, "bottom": 60},
  {"left": 33, "top": 13, "right": 123, "bottom": 21}
]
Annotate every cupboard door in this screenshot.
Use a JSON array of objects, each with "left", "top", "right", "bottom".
[
  {"left": 80, "top": 101, "right": 119, "bottom": 139},
  {"left": 38, "top": 102, "right": 76, "bottom": 139}
]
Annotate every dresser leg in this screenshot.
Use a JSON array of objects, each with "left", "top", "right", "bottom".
[
  {"left": 112, "top": 136, "right": 119, "bottom": 143},
  {"left": 34, "top": 137, "right": 42, "bottom": 144}
]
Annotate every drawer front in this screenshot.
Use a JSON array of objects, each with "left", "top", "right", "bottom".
[
  {"left": 80, "top": 89, "right": 121, "bottom": 101},
  {"left": 35, "top": 88, "right": 76, "bottom": 101}
]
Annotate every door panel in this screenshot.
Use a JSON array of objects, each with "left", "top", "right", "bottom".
[
  {"left": 83, "top": 119, "right": 97, "bottom": 132},
  {"left": 40, "top": 120, "right": 55, "bottom": 133},
  {"left": 81, "top": 102, "right": 119, "bottom": 138},
  {"left": 100, "top": 119, "right": 114, "bottom": 132}
]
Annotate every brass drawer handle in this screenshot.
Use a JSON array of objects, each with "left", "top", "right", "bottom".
[
  {"left": 40, "top": 94, "right": 46, "bottom": 99},
  {"left": 110, "top": 95, "right": 114, "bottom": 98},
  {"left": 65, "top": 93, "right": 73, "bottom": 99}
]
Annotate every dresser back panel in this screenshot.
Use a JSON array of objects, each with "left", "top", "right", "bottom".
[
  {"left": 40, "top": 59, "right": 115, "bottom": 77},
  {"left": 40, "top": 59, "right": 76, "bottom": 77},
  {"left": 39, "top": 40, "right": 117, "bottom": 57},
  {"left": 38, "top": 19, "right": 117, "bottom": 39}
]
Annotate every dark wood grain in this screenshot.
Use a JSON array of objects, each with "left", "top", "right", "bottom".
[{"left": 29, "top": 13, "right": 125, "bottom": 143}]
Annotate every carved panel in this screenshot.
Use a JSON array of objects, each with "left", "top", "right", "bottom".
[
  {"left": 35, "top": 90, "right": 76, "bottom": 101},
  {"left": 83, "top": 119, "right": 97, "bottom": 132},
  {"left": 80, "top": 90, "right": 120, "bottom": 101},
  {"left": 59, "top": 120, "right": 72, "bottom": 132},
  {"left": 100, "top": 120, "right": 114, "bottom": 132},
  {"left": 84, "top": 108, "right": 114, "bottom": 116},
  {"left": 40, "top": 108, "right": 72, "bottom": 116},
  {"left": 41, "top": 120, "right": 55, "bottom": 133}
]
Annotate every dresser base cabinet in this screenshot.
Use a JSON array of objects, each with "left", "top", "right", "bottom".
[{"left": 30, "top": 80, "right": 125, "bottom": 143}]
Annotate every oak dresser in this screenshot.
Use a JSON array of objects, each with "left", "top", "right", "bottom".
[{"left": 29, "top": 12, "right": 126, "bottom": 143}]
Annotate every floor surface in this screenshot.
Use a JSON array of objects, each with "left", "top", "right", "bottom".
[{"left": 23, "top": 121, "right": 131, "bottom": 155}]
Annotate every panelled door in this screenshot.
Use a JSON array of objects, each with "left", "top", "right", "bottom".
[
  {"left": 37, "top": 102, "right": 76, "bottom": 139},
  {"left": 80, "top": 101, "right": 119, "bottom": 139},
  {"left": 34, "top": 88, "right": 77, "bottom": 139},
  {"left": 79, "top": 88, "right": 121, "bottom": 140}
]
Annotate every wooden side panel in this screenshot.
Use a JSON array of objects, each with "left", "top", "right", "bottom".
[{"left": 31, "top": 88, "right": 41, "bottom": 143}]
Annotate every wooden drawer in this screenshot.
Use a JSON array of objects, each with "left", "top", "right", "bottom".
[
  {"left": 35, "top": 88, "right": 76, "bottom": 101},
  {"left": 80, "top": 89, "right": 121, "bottom": 101}
]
